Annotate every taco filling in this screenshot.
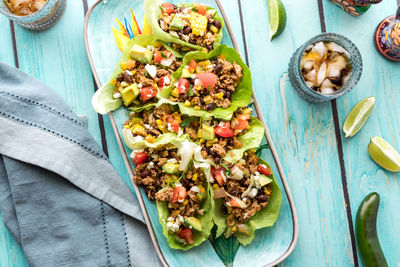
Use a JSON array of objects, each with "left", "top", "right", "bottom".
[
  {"left": 112, "top": 43, "right": 182, "bottom": 107},
  {"left": 132, "top": 146, "right": 182, "bottom": 200},
  {"left": 123, "top": 104, "right": 186, "bottom": 143},
  {"left": 155, "top": 166, "right": 208, "bottom": 245},
  {"left": 169, "top": 55, "right": 243, "bottom": 111},
  {"left": 158, "top": 2, "right": 222, "bottom": 51},
  {"left": 211, "top": 151, "right": 274, "bottom": 235}
]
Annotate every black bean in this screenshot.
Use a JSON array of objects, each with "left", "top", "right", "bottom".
[
  {"left": 225, "top": 90, "right": 232, "bottom": 100},
  {"left": 206, "top": 44, "right": 213, "bottom": 51},
  {"left": 189, "top": 39, "right": 196, "bottom": 44},
  {"left": 205, "top": 103, "right": 215, "bottom": 111},
  {"left": 200, "top": 98, "right": 205, "bottom": 105},
  {"left": 214, "top": 63, "right": 222, "bottom": 74},
  {"left": 227, "top": 139, "right": 234, "bottom": 146},
  {"left": 229, "top": 189, "right": 238, "bottom": 196},
  {"left": 208, "top": 147, "right": 216, "bottom": 157},
  {"left": 156, "top": 179, "right": 162, "bottom": 187},
  {"left": 180, "top": 94, "right": 188, "bottom": 101},
  {"left": 257, "top": 195, "right": 268, "bottom": 203},
  {"left": 214, "top": 156, "right": 220, "bottom": 163},
  {"left": 123, "top": 72, "right": 132, "bottom": 83},
  {"left": 217, "top": 88, "right": 226, "bottom": 94},
  {"left": 117, "top": 74, "right": 124, "bottom": 82},
  {"left": 238, "top": 178, "right": 246, "bottom": 185},
  {"left": 189, "top": 78, "right": 195, "bottom": 85},
  {"left": 220, "top": 204, "right": 228, "bottom": 215},
  {"left": 182, "top": 26, "right": 192, "bottom": 35},
  {"left": 181, "top": 178, "right": 190, "bottom": 188},
  {"left": 140, "top": 170, "right": 150, "bottom": 178},
  {"left": 213, "top": 20, "right": 222, "bottom": 29}
]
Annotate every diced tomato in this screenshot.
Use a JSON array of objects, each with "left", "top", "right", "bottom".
[
  {"left": 228, "top": 198, "right": 242, "bottom": 208},
  {"left": 161, "top": 2, "right": 176, "bottom": 15},
  {"left": 178, "top": 228, "right": 194, "bottom": 244},
  {"left": 257, "top": 164, "right": 272, "bottom": 176},
  {"left": 214, "top": 122, "right": 234, "bottom": 138},
  {"left": 177, "top": 78, "right": 190, "bottom": 94},
  {"left": 188, "top": 60, "right": 197, "bottom": 73},
  {"left": 193, "top": 3, "right": 207, "bottom": 15},
  {"left": 166, "top": 116, "right": 180, "bottom": 133},
  {"left": 233, "top": 118, "right": 249, "bottom": 133},
  {"left": 170, "top": 186, "right": 187, "bottom": 204},
  {"left": 154, "top": 51, "right": 163, "bottom": 64},
  {"left": 237, "top": 114, "right": 251, "bottom": 121},
  {"left": 211, "top": 166, "right": 226, "bottom": 186},
  {"left": 132, "top": 152, "right": 148, "bottom": 166},
  {"left": 140, "top": 86, "right": 158, "bottom": 101},
  {"left": 158, "top": 74, "right": 171, "bottom": 90},
  {"left": 197, "top": 73, "right": 217, "bottom": 91}
]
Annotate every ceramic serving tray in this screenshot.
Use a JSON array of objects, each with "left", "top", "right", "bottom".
[{"left": 84, "top": 1, "right": 298, "bottom": 266}]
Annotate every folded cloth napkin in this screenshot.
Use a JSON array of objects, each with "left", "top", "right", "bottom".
[{"left": 0, "top": 63, "right": 161, "bottom": 267}]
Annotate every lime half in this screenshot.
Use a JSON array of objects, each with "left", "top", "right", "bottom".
[
  {"left": 267, "top": 0, "right": 287, "bottom": 40},
  {"left": 343, "top": 96, "right": 376, "bottom": 138},
  {"left": 368, "top": 137, "right": 400, "bottom": 172}
]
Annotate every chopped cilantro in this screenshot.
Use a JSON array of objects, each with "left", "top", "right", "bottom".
[
  {"left": 179, "top": 117, "right": 196, "bottom": 128},
  {"left": 161, "top": 51, "right": 168, "bottom": 58},
  {"left": 256, "top": 144, "right": 270, "bottom": 156},
  {"left": 221, "top": 163, "right": 231, "bottom": 176},
  {"left": 192, "top": 7, "right": 199, "bottom": 12},
  {"left": 188, "top": 85, "right": 194, "bottom": 96}
]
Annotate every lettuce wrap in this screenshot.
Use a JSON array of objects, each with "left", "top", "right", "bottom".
[
  {"left": 210, "top": 153, "right": 281, "bottom": 246},
  {"left": 145, "top": 0, "right": 224, "bottom": 51},
  {"left": 159, "top": 44, "right": 252, "bottom": 120},
  {"left": 92, "top": 35, "right": 182, "bottom": 114}
]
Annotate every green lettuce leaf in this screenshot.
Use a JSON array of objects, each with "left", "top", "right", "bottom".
[
  {"left": 144, "top": 0, "right": 224, "bottom": 51},
  {"left": 92, "top": 35, "right": 182, "bottom": 114},
  {"left": 212, "top": 156, "right": 282, "bottom": 245},
  {"left": 224, "top": 117, "right": 264, "bottom": 163},
  {"left": 156, "top": 170, "right": 214, "bottom": 250},
  {"left": 160, "top": 45, "right": 252, "bottom": 120},
  {"left": 122, "top": 127, "right": 185, "bottom": 150}
]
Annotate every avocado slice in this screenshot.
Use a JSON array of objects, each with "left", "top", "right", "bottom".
[
  {"left": 258, "top": 174, "right": 273, "bottom": 187},
  {"left": 185, "top": 217, "right": 202, "bottom": 231},
  {"left": 129, "top": 44, "right": 153, "bottom": 64},
  {"left": 169, "top": 16, "right": 184, "bottom": 31},
  {"left": 162, "top": 162, "right": 181, "bottom": 174},
  {"left": 181, "top": 68, "right": 192, "bottom": 78},
  {"left": 120, "top": 83, "right": 139, "bottom": 106},
  {"left": 200, "top": 124, "right": 215, "bottom": 141}
]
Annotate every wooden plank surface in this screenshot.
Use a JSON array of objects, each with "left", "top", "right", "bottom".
[
  {"left": 322, "top": 1, "right": 400, "bottom": 266},
  {"left": 1, "top": 0, "right": 399, "bottom": 266}
]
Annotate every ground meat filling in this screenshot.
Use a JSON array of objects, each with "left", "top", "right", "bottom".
[
  {"left": 123, "top": 104, "right": 187, "bottom": 143},
  {"left": 113, "top": 45, "right": 182, "bottom": 107},
  {"left": 170, "top": 57, "right": 243, "bottom": 111},
  {"left": 132, "top": 147, "right": 181, "bottom": 200},
  {"left": 212, "top": 151, "right": 273, "bottom": 235},
  {"left": 155, "top": 167, "right": 208, "bottom": 234},
  {"left": 158, "top": 3, "right": 222, "bottom": 51}
]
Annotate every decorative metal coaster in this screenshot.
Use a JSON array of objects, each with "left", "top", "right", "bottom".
[{"left": 328, "top": 0, "right": 382, "bottom": 16}]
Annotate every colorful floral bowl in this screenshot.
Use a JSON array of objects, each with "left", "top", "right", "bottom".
[
  {"left": 288, "top": 33, "right": 363, "bottom": 102},
  {"left": 0, "top": 0, "right": 66, "bottom": 30}
]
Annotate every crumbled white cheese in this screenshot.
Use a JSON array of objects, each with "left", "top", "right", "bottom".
[
  {"left": 190, "top": 74, "right": 197, "bottom": 79},
  {"left": 177, "top": 127, "right": 183, "bottom": 137},
  {"left": 125, "top": 70, "right": 133, "bottom": 76},
  {"left": 120, "top": 81, "right": 128, "bottom": 87},
  {"left": 231, "top": 166, "right": 244, "bottom": 180},
  {"left": 194, "top": 78, "right": 201, "bottom": 86},
  {"left": 147, "top": 162, "right": 154, "bottom": 169},
  {"left": 144, "top": 124, "right": 153, "bottom": 130},
  {"left": 243, "top": 212, "right": 248, "bottom": 220},
  {"left": 137, "top": 83, "right": 142, "bottom": 88},
  {"left": 167, "top": 123, "right": 173, "bottom": 132},
  {"left": 177, "top": 215, "right": 184, "bottom": 224},
  {"left": 167, "top": 217, "right": 174, "bottom": 222},
  {"left": 225, "top": 201, "right": 231, "bottom": 207},
  {"left": 151, "top": 154, "right": 159, "bottom": 159},
  {"left": 218, "top": 121, "right": 225, "bottom": 127},
  {"left": 163, "top": 76, "right": 171, "bottom": 85},
  {"left": 129, "top": 149, "right": 144, "bottom": 159},
  {"left": 166, "top": 158, "right": 178, "bottom": 164},
  {"left": 166, "top": 221, "right": 180, "bottom": 232},
  {"left": 242, "top": 197, "right": 247, "bottom": 203},
  {"left": 113, "top": 92, "right": 121, "bottom": 99},
  {"left": 190, "top": 186, "right": 200, "bottom": 193},
  {"left": 161, "top": 57, "right": 175, "bottom": 67},
  {"left": 248, "top": 188, "right": 258, "bottom": 198},
  {"left": 145, "top": 64, "right": 157, "bottom": 79}
]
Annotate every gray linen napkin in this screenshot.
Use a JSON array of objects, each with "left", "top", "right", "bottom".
[{"left": 0, "top": 63, "right": 161, "bottom": 267}]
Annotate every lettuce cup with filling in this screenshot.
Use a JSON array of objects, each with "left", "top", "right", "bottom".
[
  {"left": 145, "top": 0, "right": 224, "bottom": 52},
  {"left": 210, "top": 150, "right": 282, "bottom": 245},
  {"left": 159, "top": 44, "right": 252, "bottom": 120},
  {"left": 92, "top": 35, "right": 183, "bottom": 114}
]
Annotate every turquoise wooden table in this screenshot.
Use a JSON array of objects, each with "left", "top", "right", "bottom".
[{"left": 1, "top": 0, "right": 399, "bottom": 266}]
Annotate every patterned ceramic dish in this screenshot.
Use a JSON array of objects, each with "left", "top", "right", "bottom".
[
  {"left": 0, "top": 0, "right": 66, "bottom": 30},
  {"left": 84, "top": 0, "right": 298, "bottom": 266},
  {"left": 288, "top": 33, "right": 363, "bottom": 102}
]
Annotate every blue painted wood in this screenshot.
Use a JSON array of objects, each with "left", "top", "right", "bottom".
[{"left": 323, "top": 0, "right": 400, "bottom": 266}]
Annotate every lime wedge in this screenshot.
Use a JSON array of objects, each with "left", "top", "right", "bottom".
[
  {"left": 343, "top": 96, "right": 376, "bottom": 138},
  {"left": 368, "top": 137, "right": 400, "bottom": 172},
  {"left": 267, "top": 0, "right": 287, "bottom": 40}
]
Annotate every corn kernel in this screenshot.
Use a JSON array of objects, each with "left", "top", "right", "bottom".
[
  {"left": 145, "top": 135, "right": 155, "bottom": 143},
  {"left": 203, "top": 95, "right": 213, "bottom": 104},
  {"left": 231, "top": 226, "right": 237, "bottom": 233},
  {"left": 194, "top": 106, "right": 201, "bottom": 110},
  {"left": 198, "top": 60, "right": 211, "bottom": 67},
  {"left": 199, "top": 139, "right": 205, "bottom": 144},
  {"left": 183, "top": 199, "right": 189, "bottom": 205},
  {"left": 184, "top": 100, "right": 191, "bottom": 107},
  {"left": 227, "top": 206, "right": 232, "bottom": 213},
  {"left": 156, "top": 119, "right": 166, "bottom": 133},
  {"left": 249, "top": 148, "right": 257, "bottom": 153},
  {"left": 171, "top": 87, "right": 180, "bottom": 98},
  {"left": 110, "top": 80, "right": 117, "bottom": 85},
  {"left": 212, "top": 184, "right": 220, "bottom": 190},
  {"left": 200, "top": 186, "right": 206, "bottom": 194},
  {"left": 131, "top": 124, "right": 146, "bottom": 136},
  {"left": 216, "top": 92, "right": 224, "bottom": 99},
  {"left": 130, "top": 118, "right": 142, "bottom": 125},
  {"left": 192, "top": 173, "right": 198, "bottom": 181},
  {"left": 210, "top": 25, "right": 219, "bottom": 34},
  {"left": 123, "top": 124, "right": 130, "bottom": 129},
  {"left": 189, "top": 13, "right": 207, "bottom": 36}
]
